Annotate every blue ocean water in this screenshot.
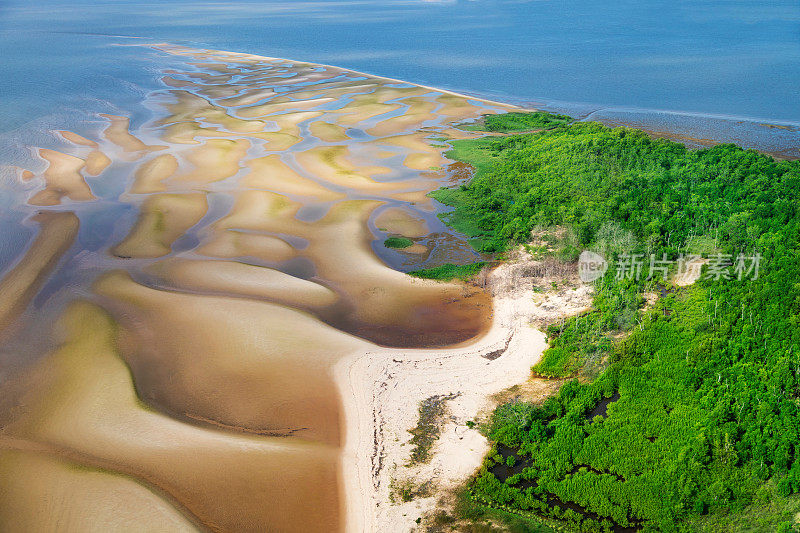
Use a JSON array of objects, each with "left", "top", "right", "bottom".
[{"left": 2, "top": 0, "right": 800, "bottom": 125}]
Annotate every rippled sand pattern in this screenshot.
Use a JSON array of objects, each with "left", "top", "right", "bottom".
[{"left": 0, "top": 45, "right": 512, "bottom": 531}]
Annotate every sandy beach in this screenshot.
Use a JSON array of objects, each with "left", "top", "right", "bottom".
[
  {"left": 337, "top": 253, "right": 594, "bottom": 532},
  {"left": 0, "top": 44, "right": 552, "bottom": 532}
]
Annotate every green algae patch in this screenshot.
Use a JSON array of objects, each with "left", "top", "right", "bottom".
[
  {"left": 459, "top": 111, "right": 572, "bottom": 133},
  {"left": 383, "top": 236, "right": 413, "bottom": 249},
  {"left": 408, "top": 262, "right": 486, "bottom": 281}
]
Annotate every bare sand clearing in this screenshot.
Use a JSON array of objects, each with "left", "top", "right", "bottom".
[
  {"left": 28, "top": 149, "right": 94, "bottom": 206},
  {"left": 112, "top": 193, "right": 208, "bottom": 258},
  {"left": 241, "top": 154, "right": 344, "bottom": 201},
  {"left": 99, "top": 114, "right": 166, "bottom": 155},
  {"left": 338, "top": 256, "right": 565, "bottom": 532},
  {"left": 130, "top": 153, "right": 178, "bottom": 193},
  {"left": 374, "top": 206, "right": 430, "bottom": 238},
  {"left": 0, "top": 44, "right": 533, "bottom": 532},
  {"left": 0, "top": 212, "right": 78, "bottom": 339},
  {"left": 0, "top": 301, "right": 343, "bottom": 532}
]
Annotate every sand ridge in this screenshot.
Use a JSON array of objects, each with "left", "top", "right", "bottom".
[{"left": 0, "top": 44, "right": 527, "bottom": 532}]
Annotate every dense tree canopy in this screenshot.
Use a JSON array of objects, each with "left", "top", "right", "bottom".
[{"left": 439, "top": 118, "right": 800, "bottom": 531}]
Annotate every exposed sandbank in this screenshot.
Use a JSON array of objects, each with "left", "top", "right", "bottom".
[{"left": 0, "top": 44, "right": 524, "bottom": 532}]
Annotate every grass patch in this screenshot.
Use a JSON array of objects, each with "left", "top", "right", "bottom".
[
  {"left": 443, "top": 137, "right": 503, "bottom": 175},
  {"left": 430, "top": 186, "right": 492, "bottom": 249},
  {"left": 408, "top": 262, "right": 486, "bottom": 282},
  {"left": 531, "top": 346, "right": 581, "bottom": 378},
  {"left": 684, "top": 477, "right": 800, "bottom": 532},
  {"left": 389, "top": 477, "right": 434, "bottom": 503},
  {"left": 408, "top": 393, "right": 458, "bottom": 464},
  {"left": 425, "top": 486, "right": 561, "bottom": 533},
  {"left": 460, "top": 111, "right": 573, "bottom": 133},
  {"left": 383, "top": 236, "right": 414, "bottom": 249}
]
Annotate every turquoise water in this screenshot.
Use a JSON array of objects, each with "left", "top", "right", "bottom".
[{"left": 1, "top": 0, "right": 799, "bottom": 137}]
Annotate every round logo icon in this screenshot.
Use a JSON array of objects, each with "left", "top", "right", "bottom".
[{"left": 578, "top": 250, "right": 608, "bottom": 283}]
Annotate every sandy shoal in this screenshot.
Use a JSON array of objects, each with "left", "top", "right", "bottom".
[{"left": 336, "top": 261, "right": 550, "bottom": 532}]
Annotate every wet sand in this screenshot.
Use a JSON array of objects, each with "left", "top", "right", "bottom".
[{"left": 0, "top": 44, "right": 518, "bottom": 532}]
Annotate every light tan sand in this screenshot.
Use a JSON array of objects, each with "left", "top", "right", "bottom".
[
  {"left": 337, "top": 258, "right": 554, "bottom": 532},
  {"left": 237, "top": 97, "right": 335, "bottom": 118},
  {"left": 309, "top": 120, "right": 350, "bottom": 142},
  {"left": 84, "top": 150, "right": 111, "bottom": 176},
  {"left": 146, "top": 258, "right": 339, "bottom": 309},
  {"left": 270, "top": 110, "right": 325, "bottom": 137},
  {"left": 374, "top": 207, "right": 429, "bottom": 238},
  {"left": 372, "top": 133, "right": 444, "bottom": 170},
  {"left": 196, "top": 229, "right": 297, "bottom": 263},
  {"left": 434, "top": 93, "right": 487, "bottom": 118},
  {"left": 289, "top": 82, "right": 380, "bottom": 102},
  {"left": 159, "top": 122, "right": 222, "bottom": 144},
  {"left": 173, "top": 138, "right": 249, "bottom": 185},
  {"left": 0, "top": 301, "right": 345, "bottom": 532},
  {"left": 161, "top": 75, "right": 196, "bottom": 88},
  {"left": 295, "top": 145, "right": 426, "bottom": 194},
  {"left": 2, "top": 44, "right": 533, "bottom": 532},
  {"left": 112, "top": 193, "right": 208, "bottom": 258},
  {"left": 156, "top": 91, "right": 266, "bottom": 134},
  {"left": 58, "top": 130, "right": 97, "bottom": 147},
  {"left": 214, "top": 189, "right": 303, "bottom": 235},
  {"left": 94, "top": 271, "right": 368, "bottom": 445},
  {"left": 367, "top": 97, "right": 439, "bottom": 137},
  {"left": 99, "top": 114, "right": 166, "bottom": 154},
  {"left": 0, "top": 447, "right": 197, "bottom": 533},
  {"left": 130, "top": 153, "right": 178, "bottom": 194},
  {"left": 195, "top": 84, "right": 242, "bottom": 100},
  {"left": 0, "top": 212, "right": 78, "bottom": 338},
  {"left": 217, "top": 87, "right": 275, "bottom": 107},
  {"left": 334, "top": 98, "right": 403, "bottom": 127},
  {"left": 29, "top": 149, "right": 93, "bottom": 206},
  {"left": 241, "top": 154, "right": 344, "bottom": 201}
]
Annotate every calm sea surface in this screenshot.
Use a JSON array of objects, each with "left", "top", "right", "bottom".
[{"left": 2, "top": 0, "right": 799, "bottom": 137}]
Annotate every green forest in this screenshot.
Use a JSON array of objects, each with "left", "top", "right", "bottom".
[{"left": 435, "top": 115, "right": 800, "bottom": 532}]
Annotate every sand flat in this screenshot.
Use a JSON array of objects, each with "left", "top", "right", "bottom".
[
  {"left": 196, "top": 229, "right": 297, "bottom": 263},
  {"left": 131, "top": 153, "right": 178, "bottom": 194},
  {"left": 0, "top": 212, "right": 79, "bottom": 338},
  {"left": 0, "top": 301, "right": 344, "bottom": 532},
  {"left": 146, "top": 258, "right": 339, "bottom": 309},
  {"left": 374, "top": 206, "right": 429, "bottom": 238},
  {"left": 84, "top": 150, "right": 112, "bottom": 176},
  {"left": 241, "top": 154, "right": 344, "bottom": 201},
  {"left": 367, "top": 96, "right": 440, "bottom": 136},
  {"left": 295, "top": 145, "right": 425, "bottom": 194},
  {"left": 0, "top": 447, "right": 198, "bottom": 533},
  {"left": 237, "top": 97, "right": 335, "bottom": 118},
  {"left": 112, "top": 193, "right": 208, "bottom": 258},
  {"left": 94, "top": 271, "right": 367, "bottom": 445},
  {"left": 173, "top": 138, "right": 249, "bottom": 185},
  {"left": 29, "top": 149, "right": 94, "bottom": 206},
  {"left": 59, "top": 130, "right": 97, "bottom": 147},
  {"left": 309, "top": 120, "right": 350, "bottom": 142},
  {"left": 0, "top": 44, "right": 523, "bottom": 533},
  {"left": 99, "top": 114, "right": 166, "bottom": 154}
]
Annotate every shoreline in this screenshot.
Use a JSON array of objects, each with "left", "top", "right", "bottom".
[
  {"left": 335, "top": 256, "right": 592, "bottom": 532},
  {"left": 150, "top": 43, "right": 527, "bottom": 112},
  {"left": 1, "top": 43, "right": 796, "bottom": 532}
]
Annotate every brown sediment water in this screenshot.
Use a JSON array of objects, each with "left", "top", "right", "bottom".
[{"left": 0, "top": 44, "right": 516, "bottom": 532}]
